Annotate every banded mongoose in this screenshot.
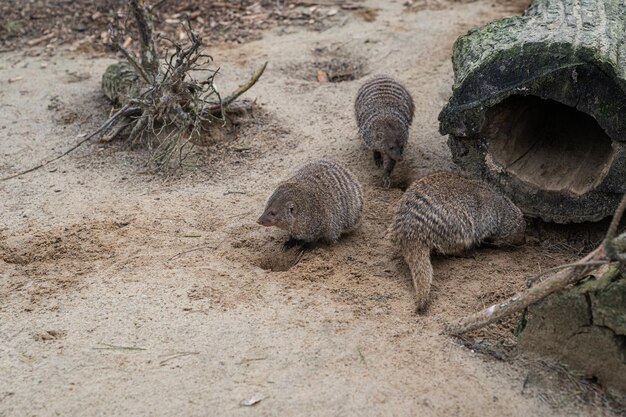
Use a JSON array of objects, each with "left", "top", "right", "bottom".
[
  {"left": 389, "top": 171, "right": 526, "bottom": 312},
  {"left": 257, "top": 159, "right": 363, "bottom": 246},
  {"left": 355, "top": 75, "right": 414, "bottom": 188}
]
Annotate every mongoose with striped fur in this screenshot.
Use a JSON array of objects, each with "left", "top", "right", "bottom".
[
  {"left": 355, "top": 75, "right": 414, "bottom": 188},
  {"left": 389, "top": 171, "right": 525, "bottom": 312},
  {"left": 258, "top": 159, "right": 363, "bottom": 245}
]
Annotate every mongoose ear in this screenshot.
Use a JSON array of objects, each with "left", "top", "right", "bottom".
[{"left": 286, "top": 201, "right": 296, "bottom": 214}]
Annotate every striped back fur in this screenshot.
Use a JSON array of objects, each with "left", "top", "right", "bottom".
[
  {"left": 260, "top": 159, "right": 363, "bottom": 243},
  {"left": 389, "top": 171, "right": 525, "bottom": 311},
  {"left": 390, "top": 172, "right": 524, "bottom": 252},
  {"left": 354, "top": 75, "right": 414, "bottom": 150}
]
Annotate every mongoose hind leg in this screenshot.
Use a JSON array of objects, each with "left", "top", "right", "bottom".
[{"left": 373, "top": 151, "right": 383, "bottom": 168}]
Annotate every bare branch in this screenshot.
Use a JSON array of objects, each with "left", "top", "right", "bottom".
[
  {"left": 445, "top": 246, "right": 608, "bottom": 336},
  {"left": 604, "top": 193, "right": 626, "bottom": 262},
  {"left": 1, "top": 105, "right": 137, "bottom": 181},
  {"left": 204, "top": 61, "right": 268, "bottom": 112},
  {"left": 445, "top": 188, "right": 626, "bottom": 336},
  {"left": 129, "top": 0, "right": 159, "bottom": 79}
]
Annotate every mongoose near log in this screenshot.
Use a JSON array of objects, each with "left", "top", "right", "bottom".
[
  {"left": 389, "top": 171, "right": 525, "bottom": 312},
  {"left": 355, "top": 75, "right": 414, "bottom": 188},
  {"left": 258, "top": 159, "right": 363, "bottom": 245}
]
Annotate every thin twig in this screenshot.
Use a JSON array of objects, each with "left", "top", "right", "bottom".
[
  {"left": 204, "top": 62, "right": 268, "bottom": 112},
  {"left": 445, "top": 246, "right": 607, "bottom": 336},
  {"left": 525, "top": 260, "right": 609, "bottom": 287},
  {"left": 167, "top": 245, "right": 217, "bottom": 261},
  {"left": 604, "top": 192, "right": 626, "bottom": 262},
  {"left": 116, "top": 44, "right": 152, "bottom": 83},
  {"left": 159, "top": 351, "right": 200, "bottom": 365},
  {"left": 235, "top": 356, "right": 268, "bottom": 365},
  {"left": 1, "top": 105, "right": 135, "bottom": 181},
  {"left": 93, "top": 343, "right": 146, "bottom": 351}
]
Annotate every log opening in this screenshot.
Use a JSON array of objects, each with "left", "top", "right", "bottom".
[
  {"left": 483, "top": 95, "right": 615, "bottom": 196},
  {"left": 438, "top": 0, "right": 626, "bottom": 222}
]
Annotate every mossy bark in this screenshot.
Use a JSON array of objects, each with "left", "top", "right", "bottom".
[
  {"left": 102, "top": 62, "right": 142, "bottom": 106},
  {"left": 518, "top": 266, "right": 626, "bottom": 395},
  {"left": 439, "top": 0, "right": 626, "bottom": 223}
]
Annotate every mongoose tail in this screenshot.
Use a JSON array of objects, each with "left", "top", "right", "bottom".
[
  {"left": 390, "top": 172, "right": 526, "bottom": 312},
  {"left": 402, "top": 244, "right": 433, "bottom": 312}
]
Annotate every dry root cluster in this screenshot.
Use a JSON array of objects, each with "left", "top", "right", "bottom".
[{"left": 99, "top": 0, "right": 266, "bottom": 169}]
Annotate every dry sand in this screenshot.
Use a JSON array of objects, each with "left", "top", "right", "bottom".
[{"left": 0, "top": 1, "right": 619, "bottom": 416}]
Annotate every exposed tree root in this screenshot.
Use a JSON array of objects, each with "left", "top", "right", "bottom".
[{"left": 2, "top": 0, "right": 266, "bottom": 181}]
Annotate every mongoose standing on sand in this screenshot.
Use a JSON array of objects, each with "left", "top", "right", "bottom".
[
  {"left": 258, "top": 159, "right": 363, "bottom": 246},
  {"left": 355, "top": 75, "right": 414, "bottom": 188},
  {"left": 389, "top": 172, "right": 525, "bottom": 312}
]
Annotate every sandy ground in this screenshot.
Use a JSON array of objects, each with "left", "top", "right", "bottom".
[{"left": 0, "top": 1, "right": 620, "bottom": 416}]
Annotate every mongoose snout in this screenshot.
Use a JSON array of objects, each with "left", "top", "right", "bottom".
[
  {"left": 257, "top": 213, "right": 274, "bottom": 226},
  {"left": 258, "top": 159, "right": 363, "bottom": 244},
  {"left": 257, "top": 203, "right": 293, "bottom": 227},
  {"left": 389, "top": 171, "right": 526, "bottom": 312}
]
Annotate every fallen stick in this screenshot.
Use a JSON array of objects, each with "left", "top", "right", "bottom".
[
  {"left": 1, "top": 105, "right": 136, "bottom": 181},
  {"left": 604, "top": 192, "right": 626, "bottom": 262},
  {"left": 204, "top": 61, "right": 268, "bottom": 113},
  {"left": 446, "top": 191, "right": 626, "bottom": 336},
  {"left": 445, "top": 245, "right": 607, "bottom": 336},
  {"left": 26, "top": 33, "right": 55, "bottom": 47}
]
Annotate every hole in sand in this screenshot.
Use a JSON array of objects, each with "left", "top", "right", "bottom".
[
  {"left": 484, "top": 95, "right": 614, "bottom": 195},
  {"left": 394, "top": 177, "right": 412, "bottom": 192},
  {"left": 313, "top": 56, "right": 365, "bottom": 82},
  {"left": 254, "top": 247, "right": 302, "bottom": 272},
  {"left": 287, "top": 46, "right": 367, "bottom": 83}
]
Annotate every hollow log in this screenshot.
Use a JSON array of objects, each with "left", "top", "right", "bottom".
[
  {"left": 517, "top": 266, "right": 626, "bottom": 395},
  {"left": 439, "top": 0, "right": 626, "bottom": 223}
]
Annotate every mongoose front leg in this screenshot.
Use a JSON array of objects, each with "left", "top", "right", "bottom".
[
  {"left": 489, "top": 235, "right": 526, "bottom": 247},
  {"left": 382, "top": 155, "right": 396, "bottom": 188},
  {"left": 292, "top": 244, "right": 310, "bottom": 267},
  {"left": 373, "top": 151, "right": 383, "bottom": 168},
  {"left": 283, "top": 237, "right": 308, "bottom": 251}
]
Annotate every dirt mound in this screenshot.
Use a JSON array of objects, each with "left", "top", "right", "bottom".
[
  {"left": 1, "top": 221, "right": 127, "bottom": 302},
  {"left": 284, "top": 45, "right": 369, "bottom": 83}
]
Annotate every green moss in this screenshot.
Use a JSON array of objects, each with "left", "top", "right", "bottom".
[{"left": 442, "top": 0, "right": 626, "bottom": 135}]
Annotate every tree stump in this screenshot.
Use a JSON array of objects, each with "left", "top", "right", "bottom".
[
  {"left": 518, "top": 266, "right": 626, "bottom": 395},
  {"left": 439, "top": 0, "right": 626, "bottom": 223}
]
